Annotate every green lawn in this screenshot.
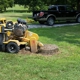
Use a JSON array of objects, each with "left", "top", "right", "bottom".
[
  {"left": 0, "top": 24, "right": 80, "bottom": 80},
  {"left": 0, "top": 5, "right": 33, "bottom": 23},
  {"left": 0, "top": 4, "right": 80, "bottom": 80}
]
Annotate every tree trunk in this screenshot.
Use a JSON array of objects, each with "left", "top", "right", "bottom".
[
  {"left": 4, "top": 7, "right": 6, "bottom": 12},
  {"left": 77, "top": 0, "right": 80, "bottom": 11}
]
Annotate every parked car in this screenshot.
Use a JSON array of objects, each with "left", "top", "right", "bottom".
[{"left": 32, "top": 5, "right": 80, "bottom": 26}]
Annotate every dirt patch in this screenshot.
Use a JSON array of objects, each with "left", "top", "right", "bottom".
[
  {"left": 19, "top": 44, "right": 59, "bottom": 55},
  {"left": 19, "top": 48, "right": 31, "bottom": 54}
]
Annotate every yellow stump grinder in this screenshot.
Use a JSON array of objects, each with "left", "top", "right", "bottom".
[{"left": 0, "top": 18, "right": 43, "bottom": 53}]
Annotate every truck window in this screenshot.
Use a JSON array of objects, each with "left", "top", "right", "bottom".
[
  {"left": 48, "top": 6, "right": 57, "bottom": 10},
  {"left": 51, "top": 7, "right": 57, "bottom": 10},
  {"left": 58, "top": 6, "right": 66, "bottom": 11},
  {"left": 66, "top": 6, "right": 75, "bottom": 11}
]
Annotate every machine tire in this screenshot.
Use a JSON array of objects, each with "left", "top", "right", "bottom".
[
  {"left": 6, "top": 42, "right": 20, "bottom": 53},
  {"left": 47, "top": 17, "right": 55, "bottom": 26},
  {"left": 6, "top": 21, "right": 13, "bottom": 29}
]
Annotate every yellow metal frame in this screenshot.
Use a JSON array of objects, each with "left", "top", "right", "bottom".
[
  {"left": 3, "top": 40, "right": 27, "bottom": 46},
  {"left": 0, "top": 18, "right": 44, "bottom": 53},
  {"left": 0, "top": 18, "right": 6, "bottom": 28},
  {"left": 0, "top": 25, "right": 1, "bottom": 32},
  {"left": 0, "top": 18, "right": 6, "bottom": 23}
]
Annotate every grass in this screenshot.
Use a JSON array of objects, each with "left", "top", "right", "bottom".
[
  {"left": 0, "top": 24, "right": 80, "bottom": 80},
  {"left": 7, "top": 5, "right": 28, "bottom": 12},
  {"left": 0, "top": 4, "right": 80, "bottom": 80},
  {"left": 0, "top": 5, "right": 34, "bottom": 23}
]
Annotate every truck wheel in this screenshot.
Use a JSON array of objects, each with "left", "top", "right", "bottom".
[
  {"left": 77, "top": 16, "right": 80, "bottom": 23},
  {"left": 39, "top": 21, "right": 45, "bottom": 24},
  {"left": 6, "top": 21, "right": 13, "bottom": 29},
  {"left": 6, "top": 42, "right": 20, "bottom": 53},
  {"left": 47, "top": 17, "right": 54, "bottom": 26}
]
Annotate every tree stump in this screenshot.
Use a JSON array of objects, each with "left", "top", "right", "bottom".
[{"left": 38, "top": 44, "right": 59, "bottom": 55}]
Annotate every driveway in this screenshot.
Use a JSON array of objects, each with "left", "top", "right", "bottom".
[{"left": 28, "top": 23, "right": 79, "bottom": 29}]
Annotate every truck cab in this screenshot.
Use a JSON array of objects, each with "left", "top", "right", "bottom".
[{"left": 33, "top": 5, "right": 80, "bottom": 26}]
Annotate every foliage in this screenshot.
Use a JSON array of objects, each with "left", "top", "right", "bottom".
[
  {"left": 0, "top": 0, "right": 80, "bottom": 12},
  {"left": 14, "top": 0, "right": 80, "bottom": 11},
  {"left": 0, "top": 0, "right": 13, "bottom": 12}
]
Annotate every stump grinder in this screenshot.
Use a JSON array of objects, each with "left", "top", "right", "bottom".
[{"left": 0, "top": 18, "right": 43, "bottom": 53}]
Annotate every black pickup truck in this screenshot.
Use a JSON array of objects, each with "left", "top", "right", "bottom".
[{"left": 33, "top": 5, "right": 80, "bottom": 26}]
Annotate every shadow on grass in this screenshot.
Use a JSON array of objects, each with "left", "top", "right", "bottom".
[
  {"left": 8, "top": 14, "right": 32, "bottom": 19},
  {"left": 6, "top": 10, "right": 28, "bottom": 13},
  {"left": 30, "top": 24, "right": 80, "bottom": 46}
]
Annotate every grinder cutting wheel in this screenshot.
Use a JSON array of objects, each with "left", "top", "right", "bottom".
[{"left": 0, "top": 18, "right": 43, "bottom": 53}]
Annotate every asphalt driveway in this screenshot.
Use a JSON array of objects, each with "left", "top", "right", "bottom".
[{"left": 28, "top": 23, "right": 79, "bottom": 29}]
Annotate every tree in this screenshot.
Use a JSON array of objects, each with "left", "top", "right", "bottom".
[
  {"left": 0, "top": 0, "right": 13, "bottom": 12},
  {"left": 14, "top": 0, "right": 46, "bottom": 11},
  {"left": 14, "top": 0, "right": 80, "bottom": 11}
]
